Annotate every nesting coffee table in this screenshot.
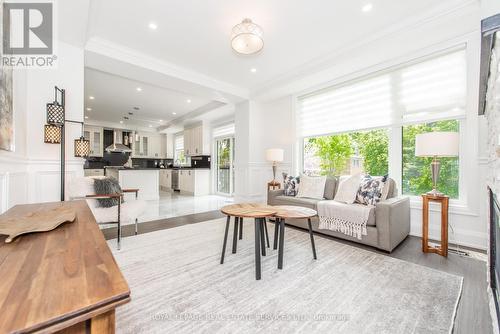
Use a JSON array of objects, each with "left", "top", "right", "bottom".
[{"left": 220, "top": 204, "right": 318, "bottom": 280}]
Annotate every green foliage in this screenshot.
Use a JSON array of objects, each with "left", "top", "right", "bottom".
[
  {"left": 350, "top": 130, "right": 389, "bottom": 176},
  {"left": 402, "top": 120, "right": 459, "bottom": 198},
  {"left": 306, "top": 134, "right": 353, "bottom": 175}
]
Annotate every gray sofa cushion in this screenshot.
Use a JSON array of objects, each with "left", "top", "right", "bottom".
[
  {"left": 323, "top": 176, "right": 337, "bottom": 200},
  {"left": 386, "top": 178, "right": 397, "bottom": 199},
  {"left": 274, "top": 195, "right": 320, "bottom": 210}
]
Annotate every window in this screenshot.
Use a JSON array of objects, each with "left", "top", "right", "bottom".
[
  {"left": 174, "top": 135, "right": 187, "bottom": 165},
  {"left": 298, "top": 49, "right": 466, "bottom": 198},
  {"left": 402, "top": 119, "right": 459, "bottom": 198},
  {"left": 304, "top": 129, "right": 389, "bottom": 176}
]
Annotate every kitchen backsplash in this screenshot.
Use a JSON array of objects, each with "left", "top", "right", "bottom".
[{"left": 84, "top": 154, "right": 173, "bottom": 169}]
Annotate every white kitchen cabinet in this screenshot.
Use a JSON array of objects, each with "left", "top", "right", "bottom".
[
  {"left": 183, "top": 125, "right": 203, "bottom": 156},
  {"left": 83, "top": 126, "right": 103, "bottom": 157},
  {"left": 159, "top": 169, "right": 172, "bottom": 191},
  {"left": 133, "top": 132, "right": 167, "bottom": 158},
  {"left": 178, "top": 169, "right": 210, "bottom": 196}
]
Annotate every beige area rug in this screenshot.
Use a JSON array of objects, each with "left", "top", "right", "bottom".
[{"left": 110, "top": 218, "right": 463, "bottom": 334}]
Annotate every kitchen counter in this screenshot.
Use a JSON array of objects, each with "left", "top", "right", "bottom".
[{"left": 105, "top": 167, "right": 159, "bottom": 200}]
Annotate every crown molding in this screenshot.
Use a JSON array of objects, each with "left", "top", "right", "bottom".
[{"left": 250, "top": 0, "right": 480, "bottom": 101}]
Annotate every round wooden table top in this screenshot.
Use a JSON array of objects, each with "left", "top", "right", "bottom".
[
  {"left": 221, "top": 203, "right": 277, "bottom": 218},
  {"left": 273, "top": 205, "right": 317, "bottom": 219}
]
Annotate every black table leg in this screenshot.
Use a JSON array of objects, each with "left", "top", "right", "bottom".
[
  {"left": 307, "top": 218, "right": 317, "bottom": 260},
  {"left": 260, "top": 219, "right": 266, "bottom": 256},
  {"left": 232, "top": 217, "right": 239, "bottom": 254},
  {"left": 263, "top": 219, "right": 270, "bottom": 248},
  {"left": 239, "top": 218, "right": 243, "bottom": 240},
  {"left": 273, "top": 218, "right": 279, "bottom": 250},
  {"left": 278, "top": 218, "right": 285, "bottom": 269},
  {"left": 220, "top": 215, "right": 230, "bottom": 264},
  {"left": 255, "top": 218, "right": 261, "bottom": 280}
]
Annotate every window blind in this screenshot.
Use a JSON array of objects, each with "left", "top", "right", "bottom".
[
  {"left": 297, "top": 49, "right": 467, "bottom": 137},
  {"left": 174, "top": 135, "right": 184, "bottom": 151},
  {"left": 212, "top": 123, "right": 235, "bottom": 138}
]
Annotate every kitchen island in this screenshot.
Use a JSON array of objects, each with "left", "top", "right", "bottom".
[{"left": 105, "top": 167, "right": 160, "bottom": 200}]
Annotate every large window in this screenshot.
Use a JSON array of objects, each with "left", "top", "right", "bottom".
[
  {"left": 402, "top": 120, "right": 459, "bottom": 198},
  {"left": 298, "top": 49, "right": 466, "bottom": 199},
  {"left": 304, "top": 129, "right": 389, "bottom": 176}
]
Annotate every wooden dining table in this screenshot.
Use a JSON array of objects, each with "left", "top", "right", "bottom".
[{"left": 0, "top": 200, "right": 130, "bottom": 334}]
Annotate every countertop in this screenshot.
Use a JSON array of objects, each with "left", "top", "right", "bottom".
[{"left": 101, "top": 167, "right": 211, "bottom": 170}]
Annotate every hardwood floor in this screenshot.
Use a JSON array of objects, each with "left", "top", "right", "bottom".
[{"left": 102, "top": 211, "right": 493, "bottom": 334}]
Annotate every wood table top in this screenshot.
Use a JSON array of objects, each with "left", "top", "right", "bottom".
[
  {"left": 272, "top": 205, "right": 317, "bottom": 219},
  {"left": 221, "top": 203, "right": 277, "bottom": 218},
  {"left": 0, "top": 200, "right": 130, "bottom": 333}
]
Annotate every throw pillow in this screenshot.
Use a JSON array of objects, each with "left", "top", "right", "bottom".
[
  {"left": 296, "top": 174, "right": 326, "bottom": 199},
  {"left": 94, "top": 177, "right": 123, "bottom": 208},
  {"left": 282, "top": 173, "right": 300, "bottom": 196},
  {"left": 356, "top": 175, "right": 388, "bottom": 206},
  {"left": 334, "top": 174, "right": 362, "bottom": 204}
]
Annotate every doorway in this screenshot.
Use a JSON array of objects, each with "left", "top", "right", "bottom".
[{"left": 215, "top": 136, "right": 234, "bottom": 195}]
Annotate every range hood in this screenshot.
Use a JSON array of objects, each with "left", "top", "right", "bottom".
[{"left": 105, "top": 130, "right": 132, "bottom": 153}]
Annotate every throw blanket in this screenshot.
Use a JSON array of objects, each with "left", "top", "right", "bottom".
[{"left": 317, "top": 201, "right": 372, "bottom": 240}]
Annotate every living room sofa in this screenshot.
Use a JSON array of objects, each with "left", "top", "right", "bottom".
[{"left": 267, "top": 177, "right": 410, "bottom": 252}]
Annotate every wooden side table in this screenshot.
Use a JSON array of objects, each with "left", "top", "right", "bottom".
[
  {"left": 422, "top": 194, "right": 449, "bottom": 257},
  {"left": 267, "top": 180, "right": 281, "bottom": 191}
]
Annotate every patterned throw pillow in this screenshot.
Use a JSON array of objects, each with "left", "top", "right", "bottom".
[
  {"left": 356, "top": 175, "right": 388, "bottom": 206},
  {"left": 282, "top": 173, "right": 300, "bottom": 196}
]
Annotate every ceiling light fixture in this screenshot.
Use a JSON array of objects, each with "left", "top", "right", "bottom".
[
  {"left": 362, "top": 3, "right": 373, "bottom": 12},
  {"left": 149, "top": 22, "right": 157, "bottom": 30},
  {"left": 133, "top": 106, "right": 140, "bottom": 110},
  {"left": 159, "top": 119, "right": 163, "bottom": 122},
  {"left": 119, "top": 120, "right": 124, "bottom": 124},
  {"left": 231, "top": 18, "right": 264, "bottom": 55},
  {"left": 149, "top": 124, "right": 152, "bottom": 128},
  {"left": 250, "top": 68, "right": 257, "bottom": 73},
  {"left": 186, "top": 99, "right": 191, "bottom": 103},
  {"left": 172, "top": 112, "right": 177, "bottom": 115},
  {"left": 86, "top": 107, "right": 92, "bottom": 111},
  {"left": 136, "top": 87, "right": 142, "bottom": 92},
  {"left": 89, "top": 96, "right": 95, "bottom": 100},
  {"left": 85, "top": 116, "right": 89, "bottom": 119}
]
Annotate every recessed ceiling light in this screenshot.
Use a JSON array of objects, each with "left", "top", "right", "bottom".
[
  {"left": 84, "top": 116, "right": 89, "bottom": 119},
  {"left": 250, "top": 68, "right": 257, "bottom": 73},
  {"left": 133, "top": 106, "right": 140, "bottom": 110},
  {"left": 159, "top": 119, "right": 163, "bottom": 122},
  {"left": 172, "top": 112, "right": 177, "bottom": 115},
  {"left": 186, "top": 99, "right": 191, "bottom": 103},
  {"left": 362, "top": 3, "right": 373, "bottom": 12},
  {"left": 89, "top": 96, "right": 95, "bottom": 100},
  {"left": 119, "top": 120, "right": 124, "bottom": 124},
  {"left": 149, "top": 124, "right": 153, "bottom": 128},
  {"left": 86, "top": 107, "right": 92, "bottom": 111},
  {"left": 136, "top": 87, "right": 142, "bottom": 92},
  {"left": 149, "top": 22, "right": 157, "bottom": 30}
]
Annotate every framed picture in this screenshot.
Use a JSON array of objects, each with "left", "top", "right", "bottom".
[{"left": 0, "top": 1, "right": 14, "bottom": 152}]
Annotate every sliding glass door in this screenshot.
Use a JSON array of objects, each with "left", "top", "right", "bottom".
[{"left": 215, "top": 136, "right": 234, "bottom": 195}]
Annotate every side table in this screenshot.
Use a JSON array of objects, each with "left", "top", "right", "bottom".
[
  {"left": 267, "top": 180, "right": 281, "bottom": 191},
  {"left": 422, "top": 194, "right": 449, "bottom": 257}
]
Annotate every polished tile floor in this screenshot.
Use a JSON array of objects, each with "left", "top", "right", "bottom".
[{"left": 137, "top": 191, "right": 233, "bottom": 223}]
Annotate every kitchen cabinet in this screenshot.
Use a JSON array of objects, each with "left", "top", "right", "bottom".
[
  {"left": 178, "top": 169, "right": 210, "bottom": 196},
  {"left": 132, "top": 132, "right": 167, "bottom": 158},
  {"left": 183, "top": 125, "right": 203, "bottom": 156},
  {"left": 84, "top": 168, "right": 104, "bottom": 177},
  {"left": 159, "top": 169, "right": 172, "bottom": 191},
  {"left": 83, "top": 126, "right": 103, "bottom": 157}
]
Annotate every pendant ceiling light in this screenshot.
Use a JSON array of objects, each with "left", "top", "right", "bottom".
[{"left": 231, "top": 18, "right": 263, "bottom": 55}]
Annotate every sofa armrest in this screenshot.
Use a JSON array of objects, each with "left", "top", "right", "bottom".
[
  {"left": 375, "top": 196, "right": 411, "bottom": 252},
  {"left": 267, "top": 189, "right": 284, "bottom": 205}
]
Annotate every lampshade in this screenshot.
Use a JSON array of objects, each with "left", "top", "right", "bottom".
[
  {"left": 74, "top": 137, "right": 90, "bottom": 157},
  {"left": 415, "top": 132, "right": 459, "bottom": 157},
  {"left": 266, "top": 148, "right": 284, "bottom": 162},
  {"left": 44, "top": 124, "right": 61, "bottom": 144},
  {"left": 46, "top": 103, "right": 65, "bottom": 126},
  {"left": 231, "top": 18, "right": 264, "bottom": 55}
]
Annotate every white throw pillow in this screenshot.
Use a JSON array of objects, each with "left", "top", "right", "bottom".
[
  {"left": 296, "top": 174, "right": 326, "bottom": 199},
  {"left": 334, "top": 174, "right": 362, "bottom": 204}
]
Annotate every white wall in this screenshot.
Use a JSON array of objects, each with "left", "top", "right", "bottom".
[
  {"left": 0, "top": 42, "right": 85, "bottom": 211},
  {"left": 481, "top": 0, "right": 500, "bottom": 18},
  {"left": 235, "top": 2, "right": 488, "bottom": 249}
]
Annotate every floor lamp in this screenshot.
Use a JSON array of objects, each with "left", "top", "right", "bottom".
[{"left": 44, "top": 86, "right": 90, "bottom": 201}]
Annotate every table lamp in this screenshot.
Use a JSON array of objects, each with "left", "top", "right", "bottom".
[
  {"left": 265, "top": 148, "right": 284, "bottom": 182},
  {"left": 415, "top": 131, "right": 459, "bottom": 196}
]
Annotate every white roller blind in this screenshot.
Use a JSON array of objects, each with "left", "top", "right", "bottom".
[
  {"left": 298, "top": 49, "right": 467, "bottom": 137},
  {"left": 174, "top": 135, "right": 184, "bottom": 150},
  {"left": 213, "top": 123, "right": 235, "bottom": 138}
]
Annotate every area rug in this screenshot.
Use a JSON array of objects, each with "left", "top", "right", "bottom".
[{"left": 111, "top": 219, "right": 463, "bottom": 334}]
